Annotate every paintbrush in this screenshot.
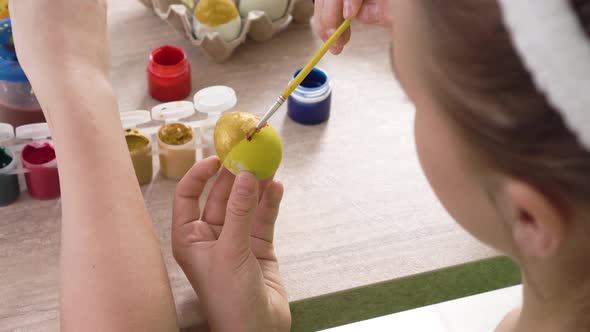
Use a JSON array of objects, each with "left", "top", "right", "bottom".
[{"left": 248, "top": 18, "right": 353, "bottom": 139}]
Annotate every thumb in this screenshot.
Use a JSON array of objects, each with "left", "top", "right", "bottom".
[{"left": 220, "top": 171, "right": 259, "bottom": 251}]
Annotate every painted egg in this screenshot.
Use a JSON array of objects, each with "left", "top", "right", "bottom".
[
  {"left": 238, "top": 0, "right": 289, "bottom": 21},
  {"left": 193, "top": 0, "right": 241, "bottom": 42},
  {"left": 0, "top": 0, "right": 8, "bottom": 20},
  {"left": 214, "top": 111, "right": 282, "bottom": 180}
]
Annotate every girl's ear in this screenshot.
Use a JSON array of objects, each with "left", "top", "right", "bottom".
[{"left": 503, "top": 180, "right": 566, "bottom": 259}]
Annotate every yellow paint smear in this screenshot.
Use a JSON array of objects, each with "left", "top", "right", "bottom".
[{"left": 195, "top": 0, "right": 239, "bottom": 27}]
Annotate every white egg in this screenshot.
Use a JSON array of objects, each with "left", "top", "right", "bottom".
[
  {"left": 238, "top": 0, "right": 289, "bottom": 21},
  {"left": 193, "top": 16, "right": 242, "bottom": 42}
]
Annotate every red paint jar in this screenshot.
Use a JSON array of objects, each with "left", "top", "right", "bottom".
[
  {"left": 16, "top": 123, "right": 60, "bottom": 200},
  {"left": 21, "top": 141, "right": 60, "bottom": 199},
  {"left": 148, "top": 45, "right": 191, "bottom": 102}
]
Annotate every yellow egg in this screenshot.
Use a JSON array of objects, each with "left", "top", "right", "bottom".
[
  {"left": 194, "top": 0, "right": 241, "bottom": 42},
  {"left": 214, "top": 111, "right": 282, "bottom": 180},
  {"left": 0, "top": 0, "right": 9, "bottom": 20}
]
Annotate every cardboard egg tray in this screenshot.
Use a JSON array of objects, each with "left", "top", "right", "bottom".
[{"left": 138, "top": 0, "right": 314, "bottom": 62}]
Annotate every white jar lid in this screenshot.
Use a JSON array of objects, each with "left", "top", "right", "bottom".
[
  {"left": 151, "top": 101, "right": 195, "bottom": 123},
  {"left": 120, "top": 110, "right": 152, "bottom": 129},
  {"left": 16, "top": 122, "right": 51, "bottom": 141},
  {"left": 0, "top": 123, "right": 14, "bottom": 142},
  {"left": 193, "top": 86, "right": 237, "bottom": 114}
]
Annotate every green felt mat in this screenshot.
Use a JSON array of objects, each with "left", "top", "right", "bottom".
[{"left": 290, "top": 256, "right": 521, "bottom": 332}]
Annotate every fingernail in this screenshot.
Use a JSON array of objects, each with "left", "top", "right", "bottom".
[
  {"left": 343, "top": 0, "right": 352, "bottom": 18},
  {"left": 209, "top": 159, "right": 221, "bottom": 176},
  {"left": 235, "top": 172, "right": 256, "bottom": 196},
  {"left": 330, "top": 44, "right": 343, "bottom": 54}
]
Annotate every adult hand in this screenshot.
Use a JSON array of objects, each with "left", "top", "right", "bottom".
[
  {"left": 172, "top": 157, "right": 291, "bottom": 332},
  {"left": 313, "top": 0, "right": 389, "bottom": 54}
]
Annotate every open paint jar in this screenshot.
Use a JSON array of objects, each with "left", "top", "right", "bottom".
[
  {"left": 147, "top": 45, "right": 191, "bottom": 102},
  {"left": 193, "top": 86, "right": 237, "bottom": 158},
  {"left": 121, "top": 111, "right": 153, "bottom": 186},
  {"left": 16, "top": 123, "right": 60, "bottom": 200},
  {"left": 152, "top": 101, "right": 196, "bottom": 180},
  {"left": 0, "top": 123, "right": 19, "bottom": 206},
  {"left": 287, "top": 67, "right": 332, "bottom": 125},
  {"left": 0, "top": 19, "right": 44, "bottom": 127}
]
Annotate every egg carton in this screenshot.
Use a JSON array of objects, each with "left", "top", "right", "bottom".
[{"left": 138, "top": 0, "right": 314, "bottom": 63}]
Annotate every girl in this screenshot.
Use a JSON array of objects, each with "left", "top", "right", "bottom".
[
  {"left": 11, "top": 0, "right": 590, "bottom": 331},
  {"left": 316, "top": 0, "right": 590, "bottom": 331}
]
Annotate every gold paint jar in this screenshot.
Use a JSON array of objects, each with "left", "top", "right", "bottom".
[
  {"left": 151, "top": 101, "right": 197, "bottom": 180},
  {"left": 120, "top": 111, "right": 154, "bottom": 186},
  {"left": 157, "top": 122, "right": 196, "bottom": 180},
  {"left": 125, "top": 129, "right": 153, "bottom": 185}
]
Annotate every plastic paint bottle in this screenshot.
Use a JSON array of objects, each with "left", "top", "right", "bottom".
[
  {"left": 152, "top": 101, "right": 196, "bottom": 180},
  {"left": 147, "top": 45, "right": 191, "bottom": 102},
  {"left": 287, "top": 67, "right": 332, "bottom": 125},
  {"left": 16, "top": 123, "right": 60, "bottom": 200},
  {"left": 0, "top": 122, "right": 19, "bottom": 206},
  {"left": 120, "top": 111, "right": 153, "bottom": 186},
  {"left": 0, "top": 19, "right": 44, "bottom": 127},
  {"left": 193, "top": 85, "right": 237, "bottom": 158}
]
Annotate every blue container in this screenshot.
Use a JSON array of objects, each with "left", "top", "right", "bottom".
[
  {"left": 0, "top": 19, "right": 44, "bottom": 127},
  {"left": 287, "top": 67, "right": 332, "bottom": 125}
]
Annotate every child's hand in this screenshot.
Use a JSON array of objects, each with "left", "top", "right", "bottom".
[
  {"left": 313, "top": 0, "right": 389, "bottom": 54},
  {"left": 172, "top": 157, "right": 291, "bottom": 332},
  {"left": 9, "top": 0, "right": 110, "bottom": 97}
]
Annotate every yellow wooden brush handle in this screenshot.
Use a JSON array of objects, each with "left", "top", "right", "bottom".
[
  {"left": 280, "top": 19, "right": 353, "bottom": 100},
  {"left": 254, "top": 18, "right": 353, "bottom": 132}
]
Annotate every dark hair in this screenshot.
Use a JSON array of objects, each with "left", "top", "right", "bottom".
[{"left": 418, "top": 0, "right": 590, "bottom": 207}]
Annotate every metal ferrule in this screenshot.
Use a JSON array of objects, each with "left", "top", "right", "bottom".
[{"left": 256, "top": 96, "right": 286, "bottom": 130}]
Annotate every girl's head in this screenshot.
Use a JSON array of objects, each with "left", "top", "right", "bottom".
[{"left": 388, "top": 1, "right": 590, "bottom": 274}]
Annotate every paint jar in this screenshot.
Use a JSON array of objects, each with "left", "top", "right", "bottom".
[
  {"left": 0, "top": 123, "right": 19, "bottom": 206},
  {"left": 148, "top": 45, "right": 191, "bottom": 102},
  {"left": 0, "top": 19, "right": 44, "bottom": 127},
  {"left": 121, "top": 111, "right": 153, "bottom": 186},
  {"left": 16, "top": 123, "right": 60, "bottom": 200},
  {"left": 152, "top": 101, "right": 196, "bottom": 180},
  {"left": 193, "top": 86, "right": 237, "bottom": 158},
  {"left": 287, "top": 67, "right": 332, "bottom": 125}
]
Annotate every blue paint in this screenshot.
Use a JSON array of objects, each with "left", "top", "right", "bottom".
[
  {"left": 287, "top": 67, "right": 332, "bottom": 125},
  {"left": 0, "top": 18, "right": 29, "bottom": 83}
]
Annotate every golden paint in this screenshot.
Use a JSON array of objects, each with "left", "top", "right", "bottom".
[
  {"left": 158, "top": 123, "right": 194, "bottom": 146},
  {"left": 213, "top": 111, "right": 282, "bottom": 180},
  {"left": 125, "top": 129, "right": 153, "bottom": 185},
  {"left": 213, "top": 111, "right": 259, "bottom": 161},
  {"left": 125, "top": 130, "right": 150, "bottom": 151},
  {"left": 195, "top": 0, "right": 239, "bottom": 27},
  {"left": 0, "top": 0, "right": 9, "bottom": 20},
  {"left": 157, "top": 123, "right": 196, "bottom": 180}
]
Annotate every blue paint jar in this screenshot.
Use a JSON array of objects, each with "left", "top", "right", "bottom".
[{"left": 287, "top": 67, "right": 332, "bottom": 125}]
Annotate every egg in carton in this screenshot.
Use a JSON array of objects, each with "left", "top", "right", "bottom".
[{"left": 138, "top": 0, "right": 314, "bottom": 63}]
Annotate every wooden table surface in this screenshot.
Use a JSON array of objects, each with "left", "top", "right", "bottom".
[{"left": 0, "top": 1, "right": 496, "bottom": 331}]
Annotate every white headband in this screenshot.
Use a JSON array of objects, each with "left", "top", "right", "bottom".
[{"left": 498, "top": 0, "right": 590, "bottom": 151}]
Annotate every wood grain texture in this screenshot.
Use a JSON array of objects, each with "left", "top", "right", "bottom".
[{"left": 0, "top": 0, "right": 496, "bottom": 330}]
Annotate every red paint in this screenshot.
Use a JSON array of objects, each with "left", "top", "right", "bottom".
[
  {"left": 147, "top": 45, "right": 191, "bottom": 102},
  {"left": 21, "top": 142, "right": 60, "bottom": 200},
  {"left": 22, "top": 144, "right": 55, "bottom": 164},
  {"left": 246, "top": 124, "right": 267, "bottom": 141}
]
